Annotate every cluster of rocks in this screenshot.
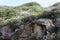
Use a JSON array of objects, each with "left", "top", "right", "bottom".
[
  {"left": 0, "top": 9, "right": 60, "bottom": 40},
  {"left": 0, "top": 17, "right": 60, "bottom": 40}
]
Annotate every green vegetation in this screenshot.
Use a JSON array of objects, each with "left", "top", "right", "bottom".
[
  {"left": 0, "top": 2, "right": 60, "bottom": 40},
  {"left": 0, "top": 2, "right": 45, "bottom": 27},
  {"left": 0, "top": 2, "right": 60, "bottom": 27}
]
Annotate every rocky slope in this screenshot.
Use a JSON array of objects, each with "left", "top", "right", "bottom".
[{"left": 0, "top": 2, "right": 60, "bottom": 40}]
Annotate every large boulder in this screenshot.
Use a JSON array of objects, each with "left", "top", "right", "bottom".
[{"left": 36, "top": 19, "right": 55, "bottom": 30}]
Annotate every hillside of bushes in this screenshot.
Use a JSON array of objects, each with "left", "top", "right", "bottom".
[{"left": 0, "top": 2, "right": 60, "bottom": 27}]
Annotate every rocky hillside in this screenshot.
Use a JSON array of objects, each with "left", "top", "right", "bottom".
[{"left": 0, "top": 2, "right": 60, "bottom": 40}]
